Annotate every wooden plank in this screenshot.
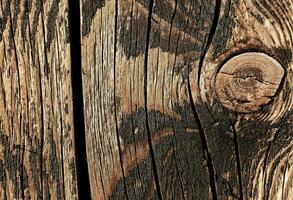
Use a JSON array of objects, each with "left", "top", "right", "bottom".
[
  {"left": 80, "top": 0, "right": 218, "bottom": 199},
  {"left": 81, "top": 0, "right": 293, "bottom": 199},
  {"left": 200, "top": 0, "right": 293, "bottom": 199},
  {"left": 112, "top": 0, "right": 216, "bottom": 199},
  {"left": 0, "top": 0, "right": 78, "bottom": 199}
]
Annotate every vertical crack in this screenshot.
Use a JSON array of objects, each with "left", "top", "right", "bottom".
[
  {"left": 113, "top": 0, "right": 129, "bottom": 199},
  {"left": 39, "top": 0, "right": 48, "bottom": 196},
  {"left": 230, "top": 119, "right": 243, "bottom": 200},
  {"left": 281, "top": 158, "right": 289, "bottom": 200},
  {"left": 56, "top": 29, "right": 67, "bottom": 200},
  {"left": 143, "top": 0, "right": 163, "bottom": 199},
  {"left": 186, "top": 79, "right": 218, "bottom": 200},
  {"left": 68, "top": 0, "right": 91, "bottom": 199},
  {"left": 198, "top": 0, "right": 222, "bottom": 86},
  {"left": 37, "top": 55, "right": 45, "bottom": 199},
  {"left": 186, "top": 0, "right": 222, "bottom": 199},
  {"left": 7, "top": 0, "right": 25, "bottom": 198}
]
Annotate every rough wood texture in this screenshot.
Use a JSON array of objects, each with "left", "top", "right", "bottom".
[
  {"left": 216, "top": 52, "right": 284, "bottom": 113},
  {"left": 200, "top": 0, "right": 293, "bottom": 199},
  {"left": 3, "top": 0, "right": 293, "bottom": 199},
  {"left": 82, "top": 0, "right": 292, "bottom": 199},
  {"left": 0, "top": 0, "right": 78, "bottom": 199}
]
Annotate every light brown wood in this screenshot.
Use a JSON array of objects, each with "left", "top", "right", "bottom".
[
  {"left": 81, "top": 0, "right": 217, "bottom": 199},
  {"left": 200, "top": 0, "right": 293, "bottom": 199},
  {"left": 80, "top": 0, "right": 293, "bottom": 199},
  {"left": 0, "top": 0, "right": 78, "bottom": 199},
  {"left": 3, "top": 0, "right": 292, "bottom": 199},
  {"left": 215, "top": 52, "right": 284, "bottom": 113}
]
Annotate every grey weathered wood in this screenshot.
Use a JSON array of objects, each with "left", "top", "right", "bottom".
[{"left": 0, "top": 0, "right": 78, "bottom": 199}]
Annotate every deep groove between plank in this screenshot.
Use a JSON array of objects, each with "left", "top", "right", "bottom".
[{"left": 68, "top": 0, "right": 91, "bottom": 199}]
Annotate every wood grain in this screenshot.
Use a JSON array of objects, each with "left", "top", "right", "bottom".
[
  {"left": 2, "top": 0, "right": 293, "bottom": 199},
  {"left": 80, "top": 0, "right": 216, "bottom": 199},
  {"left": 215, "top": 52, "right": 284, "bottom": 113},
  {"left": 200, "top": 0, "right": 293, "bottom": 199},
  {"left": 81, "top": 0, "right": 293, "bottom": 199},
  {"left": 0, "top": 0, "right": 78, "bottom": 199}
]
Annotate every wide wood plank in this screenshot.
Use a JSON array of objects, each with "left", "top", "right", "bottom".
[
  {"left": 0, "top": 0, "right": 78, "bottom": 199},
  {"left": 80, "top": 0, "right": 219, "bottom": 199},
  {"left": 81, "top": 0, "right": 293, "bottom": 199}
]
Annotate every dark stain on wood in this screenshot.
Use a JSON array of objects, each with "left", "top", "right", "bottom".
[
  {"left": 81, "top": 0, "right": 105, "bottom": 36},
  {"left": 0, "top": 160, "right": 4, "bottom": 182},
  {"left": 110, "top": 155, "right": 154, "bottom": 200},
  {"left": 43, "top": 172, "right": 50, "bottom": 199},
  {"left": 3, "top": 0, "right": 287, "bottom": 198},
  {"left": 272, "top": 47, "right": 292, "bottom": 67},
  {"left": 196, "top": 105, "right": 244, "bottom": 199},
  {"left": 262, "top": 112, "right": 293, "bottom": 199},
  {"left": 46, "top": 0, "right": 60, "bottom": 49},
  {"left": 48, "top": 134, "right": 60, "bottom": 182},
  {"left": 31, "top": 0, "right": 42, "bottom": 65},
  {"left": 22, "top": 167, "right": 29, "bottom": 197},
  {"left": 12, "top": 0, "right": 21, "bottom": 38},
  {"left": 28, "top": 144, "right": 42, "bottom": 198},
  {"left": 109, "top": 103, "right": 214, "bottom": 199},
  {"left": 0, "top": 1, "right": 10, "bottom": 42},
  {"left": 20, "top": 0, "right": 32, "bottom": 40},
  {"left": 236, "top": 111, "right": 293, "bottom": 199},
  {"left": 1, "top": 0, "right": 79, "bottom": 199},
  {"left": 69, "top": 159, "right": 78, "bottom": 195},
  {"left": 212, "top": 0, "right": 238, "bottom": 59},
  {"left": 0, "top": 160, "right": 8, "bottom": 199},
  {"left": 65, "top": 7, "right": 71, "bottom": 43},
  {"left": 0, "top": 134, "right": 18, "bottom": 198},
  {"left": 0, "top": 132, "right": 34, "bottom": 199},
  {"left": 118, "top": 0, "right": 214, "bottom": 59}
]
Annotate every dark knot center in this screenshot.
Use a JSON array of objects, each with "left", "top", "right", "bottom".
[{"left": 234, "top": 67, "right": 263, "bottom": 89}]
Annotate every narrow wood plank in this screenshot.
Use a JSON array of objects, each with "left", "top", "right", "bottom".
[
  {"left": 0, "top": 0, "right": 78, "bottom": 199},
  {"left": 81, "top": 0, "right": 293, "bottom": 199}
]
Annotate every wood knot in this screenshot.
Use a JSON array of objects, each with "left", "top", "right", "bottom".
[{"left": 215, "top": 52, "right": 284, "bottom": 113}]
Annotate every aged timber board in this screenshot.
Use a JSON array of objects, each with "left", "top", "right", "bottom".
[
  {"left": 80, "top": 0, "right": 293, "bottom": 199},
  {"left": 0, "top": 0, "right": 78, "bottom": 199}
]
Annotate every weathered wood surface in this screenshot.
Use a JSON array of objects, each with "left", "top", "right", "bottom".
[
  {"left": 81, "top": 0, "right": 293, "bottom": 199},
  {"left": 0, "top": 0, "right": 78, "bottom": 199}
]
